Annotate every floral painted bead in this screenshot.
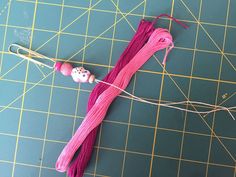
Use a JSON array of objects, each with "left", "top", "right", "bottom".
[{"left": 71, "top": 67, "right": 95, "bottom": 83}]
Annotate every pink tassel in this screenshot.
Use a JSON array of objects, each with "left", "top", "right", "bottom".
[{"left": 56, "top": 28, "right": 174, "bottom": 172}]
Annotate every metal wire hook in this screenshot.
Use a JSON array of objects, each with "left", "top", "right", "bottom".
[{"left": 8, "top": 44, "right": 56, "bottom": 69}]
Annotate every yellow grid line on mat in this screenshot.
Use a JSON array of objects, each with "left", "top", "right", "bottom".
[
  {"left": 149, "top": 1, "right": 176, "bottom": 176},
  {"left": 177, "top": 0, "right": 236, "bottom": 163},
  {"left": 33, "top": 0, "right": 103, "bottom": 53},
  {"left": 117, "top": 0, "right": 145, "bottom": 176},
  {"left": 37, "top": 0, "right": 65, "bottom": 176},
  {"left": 0, "top": 159, "right": 110, "bottom": 177},
  {"left": 1, "top": 120, "right": 236, "bottom": 142},
  {"left": 110, "top": 0, "right": 136, "bottom": 31},
  {"left": 11, "top": 0, "right": 38, "bottom": 176},
  {"left": 70, "top": 0, "right": 91, "bottom": 133},
  {"left": 120, "top": 14, "right": 136, "bottom": 177},
  {"left": 0, "top": 0, "right": 103, "bottom": 103},
  {"left": 1, "top": 22, "right": 236, "bottom": 57},
  {"left": 70, "top": 0, "right": 93, "bottom": 175},
  {"left": 13, "top": 0, "right": 236, "bottom": 30},
  {"left": 0, "top": 0, "right": 12, "bottom": 75},
  {"left": 65, "top": 1, "right": 143, "bottom": 62},
  {"left": 206, "top": 0, "right": 233, "bottom": 176},
  {"left": 179, "top": 0, "right": 236, "bottom": 73},
  {"left": 177, "top": 0, "right": 202, "bottom": 176},
  {"left": 0, "top": 59, "right": 25, "bottom": 80},
  {"left": 0, "top": 1, "right": 235, "bottom": 96},
  {"left": 0, "top": 146, "right": 235, "bottom": 170},
  {"left": 1, "top": 144, "right": 236, "bottom": 172},
  {"left": 92, "top": 146, "right": 236, "bottom": 169},
  {"left": 1, "top": 25, "right": 236, "bottom": 58},
  {"left": 87, "top": 0, "right": 100, "bottom": 175},
  {"left": 218, "top": 91, "right": 236, "bottom": 107}
]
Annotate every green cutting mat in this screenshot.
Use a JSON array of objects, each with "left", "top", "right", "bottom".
[{"left": 0, "top": 0, "right": 235, "bottom": 177}]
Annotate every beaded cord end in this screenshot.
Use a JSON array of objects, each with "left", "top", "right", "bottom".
[
  {"left": 55, "top": 62, "right": 95, "bottom": 83},
  {"left": 8, "top": 44, "right": 95, "bottom": 84}
]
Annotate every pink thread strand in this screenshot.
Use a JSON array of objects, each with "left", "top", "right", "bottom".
[
  {"left": 56, "top": 28, "right": 174, "bottom": 172},
  {"left": 152, "top": 14, "right": 188, "bottom": 29},
  {"left": 67, "top": 19, "right": 155, "bottom": 177}
]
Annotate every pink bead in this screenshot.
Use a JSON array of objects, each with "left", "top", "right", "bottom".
[
  {"left": 54, "top": 62, "right": 62, "bottom": 72},
  {"left": 60, "top": 63, "right": 73, "bottom": 76}
]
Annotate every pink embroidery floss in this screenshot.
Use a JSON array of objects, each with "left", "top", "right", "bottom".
[
  {"left": 56, "top": 28, "right": 174, "bottom": 172},
  {"left": 67, "top": 19, "right": 155, "bottom": 177},
  {"left": 67, "top": 15, "right": 187, "bottom": 177}
]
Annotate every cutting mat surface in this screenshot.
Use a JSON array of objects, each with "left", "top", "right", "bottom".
[{"left": 0, "top": 0, "right": 236, "bottom": 177}]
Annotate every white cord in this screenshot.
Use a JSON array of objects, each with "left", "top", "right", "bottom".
[{"left": 95, "top": 79, "right": 235, "bottom": 120}]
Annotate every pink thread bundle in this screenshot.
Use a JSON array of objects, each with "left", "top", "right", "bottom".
[
  {"left": 55, "top": 14, "right": 187, "bottom": 177},
  {"left": 56, "top": 28, "right": 174, "bottom": 172},
  {"left": 67, "top": 19, "right": 155, "bottom": 177}
]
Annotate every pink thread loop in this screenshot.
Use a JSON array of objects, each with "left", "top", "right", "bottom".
[
  {"left": 152, "top": 13, "right": 188, "bottom": 29},
  {"left": 162, "top": 38, "right": 174, "bottom": 65},
  {"left": 147, "top": 28, "right": 174, "bottom": 65}
]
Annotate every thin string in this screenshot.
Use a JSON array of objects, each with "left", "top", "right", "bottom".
[
  {"left": 95, "top": 79, "right": 236, "bottom": 120},
  {"left": 152, "top": 14, "right": 189, "bottom": 29}
]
